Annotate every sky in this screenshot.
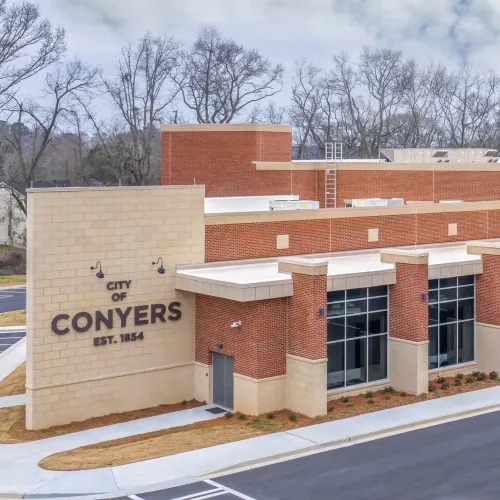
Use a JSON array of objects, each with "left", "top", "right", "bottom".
[{"left": 43, "top": 0, "right": 500, "bottom": 72}]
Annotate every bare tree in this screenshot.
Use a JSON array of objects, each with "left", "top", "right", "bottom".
[
  {"left": 435, "top": 65, "right": 500, "bottom": 148},
  {"left": 97, "top": 33, "right": 181, "bottom": 185},
  {"left": 178, "top": 27, "right": 284, "bottom": 123},
  {"left": 1, "top": 59, "right": 98, "bottom": 214},
  {"left": 0, "top": 0, "right": 65, "bottom": 106}
]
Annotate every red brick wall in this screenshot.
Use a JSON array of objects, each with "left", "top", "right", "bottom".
[
  {"left": 206, "top": 210, "right": 496, "bottom": 262},
  {"left": 476, "top": 254, "right": 500, "bottom": 325},
  {"left": 195, "top": 295, "right": 287, "bottom": 378},
  {"left": 287, "top": 274, "right": 327, "bottom": 359},
  {"left": 389, "top": 263, "right": 429, "bottom": 342}
]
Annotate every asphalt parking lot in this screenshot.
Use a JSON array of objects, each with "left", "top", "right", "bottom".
[
  {"left": 0, "top": 329, "right": 25, "bottom": 353},
  {"left": 0, "top": 286, "right": 26, "bottom": 314}
]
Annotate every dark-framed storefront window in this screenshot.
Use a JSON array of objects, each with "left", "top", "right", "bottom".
[
  {"left": 327, "top": 286, "right": 388, "bottom": 389},
  {"left": 428, "top": 275, "right": 475, "bottom": 370}
]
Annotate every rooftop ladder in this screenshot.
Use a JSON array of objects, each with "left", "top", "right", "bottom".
[{"left": 325, "top": 142, "right": 342, "bottom": 208}]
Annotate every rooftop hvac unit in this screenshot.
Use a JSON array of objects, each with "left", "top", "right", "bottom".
[
  {"left": 269, "top": 200, "right": 320, "bottom": 211},
  {"left": 351, "top": 198, "right": 405, "bottom": 208}
]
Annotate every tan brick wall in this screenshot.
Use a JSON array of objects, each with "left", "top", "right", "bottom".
[
  {"left": 389, "top": 263, "right": 429, "bottom": 342},
  {"left": 26, "top": 186, "right": 205, "bottom": 429},
  {"left": 195, "top": 294, "right": 287, "bottom": 379}
]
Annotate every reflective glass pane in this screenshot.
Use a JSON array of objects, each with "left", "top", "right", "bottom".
[
  {"left": 428, "top": 279, "right": 439, "bottom": 290},
  {"left": 327, "top": 317, "right": 345, "bottom": 342},
  {"left": 428, "top": 304, "right": 439, "bottom": 325},
  {"left": 368, "top": 335, "right": 387, "bottom": 382},
  {"left": 346, "top": 299, "right": 367, "bottom": 315},
  {"left": 439, "top": 302, "right": 457, "bottom": 323},
  {"left": 429, "top": 327, "right": 438, "bottom": 369},
  {"left": 440, "top": 277, "right": 457, "bottom": 288},
  {"left": 458, "top": 321, "right": 474, "bottom": 363},
  {"left": 368, "top": 311, "right": 387, "bottom": 334},
  {"left": 369, "top": 297, "right": 387, "bottom": 311},
  {"left": 327, "top": 302, "right": 344, "bottom": 317},
  {"left": 439, "top": 288, "right": 457, "bottom": 302},
  {"left": 327, "top": 290, "right": 345, "bottom": 303},
  {"left": 458, "top": 299, "right": 474, "bottom": 321},
  {"left": 346, "top": 314, "right": 367, "bottom": 338},
  {"left": 368, "top": 286, "right": 387, "bottom": 297},
  {"left": 327, "top": 342, "right": 344, "bottom": 389},
  {"left": 429, "top": 290, "right": 438, "bottom": 303},
  {"left": 439, "top": 323, "right": 457, "bottom": 367},
  {"left": 346, "top": 338, "right": 367, "bottom": 386},
  {"left": 458, "top": 285, "right": 474, "bottom": 299},
  {"left": 346, "top": 288, "right": 367, "bottom": 300},
  {"left": 458, "top": 275, "right": 474, "bottom": 286}
]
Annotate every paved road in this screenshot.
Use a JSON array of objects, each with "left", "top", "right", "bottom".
[
  {"left": 0, "top": 330, "right": 25, "bottom": 353},
  {"left": 0, "top": 286, "right": 26, "bottom": 313},
  {"left": 118, "top": 410, "right": 500, "bottom": 500}
]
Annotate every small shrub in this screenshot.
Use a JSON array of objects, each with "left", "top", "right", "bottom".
[
  {"left": 181, "top": 400, "right": 187, "bottom": 406},
  {"left": 490, "top": 371, "right": 498, "bottom": 380},
  {"left": 289, "top": 414, "right": 297, "bottom": 422},
  {"left": 428, "top": 382, "right": 436, "bottom": 392},
  {"left": 436, "top": 376, "right": 445, "bottom": 384},
  {"left": 330, "top": 416, "right": 336, "bottom": 421},
  {"left": 225, "top": 412, "right": 233, "bottom": 419},
  {"left": 455, "top": 373, "right": 464, "bottom": 380},
  {"left": 346, "top": 401, "right": 354, "bottom": 407},
  {"left": 55, "top": 430, "right": 64, "bottom": 436},
  {"left": 341, "top": 396, "right": 350, "bottom": 403},
  {"left": 367, "top": 399, "right": 374, "bottom": 405},
  {"left": 400, "top": 391, "right": 407, "bottom": 396},
  {"left": 441, "top": 382, "right": 449, "bottom": 390},
  {"left": 384, "top": 386, "right": 394, "bottom": 393},
  {"left": 476, "top": 372, "right": 487, "bottom": 381},
  {"left": 365, "top": 391, "right": 373, "bottom": 398},
  {"left": 454, "top": 378, "right": 462, "bottom": 386},
  {"left": 465, "top": 375, "right": 474, "bottom": 384},
  {"left": 252, "top": 418, "right": 260, "bottom": 423},
  {"left": 266, "top": 413, "right": 275, "bottom": 420},
  {"left": 472, "top": 370, "right": 481, "bottom": 378},
  {"left": 237, "top": 413, "right": 247, "bottom": 420}
]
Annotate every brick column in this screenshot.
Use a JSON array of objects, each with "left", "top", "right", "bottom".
[
  {"left": 279, "top": 257, "right": 328, "bottom": 417},
  {"left": 380, "top": 249, "right": 429, "bottom": 394},
  {"left": 468, "top": 242, "right": 500, "bottom": 372}
]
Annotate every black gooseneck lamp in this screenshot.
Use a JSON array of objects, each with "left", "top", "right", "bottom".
[
  {"left": 152, "top": 257, "right": 166, "bottom": 275},
  {"left": 91, "top": 261, "right": 105, "bottom": 279}
]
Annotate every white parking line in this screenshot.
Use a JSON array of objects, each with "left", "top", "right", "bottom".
[
  {"left": 0, "top": 295, "right": 14, "bottom": 299},
  {"left": 205, "top": 480, "right": 258, "bottom": 500}
]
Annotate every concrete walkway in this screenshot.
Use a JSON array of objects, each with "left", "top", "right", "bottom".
[
  {"left": 2, "top": 387, "right": 500, "bottom": 498},
  {"left": 0, "top": 335, "right": 25, "bottom": 383},
  {"left": 0, "top": 394, "right": 25, "bottom": 408}
]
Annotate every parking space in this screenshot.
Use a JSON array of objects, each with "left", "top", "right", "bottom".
[
  {"left": 0, "top": 330, "right": 26, "bottom": 353},
  {"left": 118, "top": 479, "right": 257, "bottom": 500},
  {"left": 0, "top": 286, "right": 26, "bottom": 313}
]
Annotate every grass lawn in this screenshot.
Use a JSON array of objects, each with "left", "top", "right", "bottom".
[
  {"left": 0, "top": 309, "right": 26, "bottom": 327},
  {"left": 38, "top": 370, "right": 500, "bottom": 471},
  {"left": 0, "top": 275, "right": 25, "bottom": 288},
  {"left": 0, "top": 363, "right": 25, "bottom": 397}
]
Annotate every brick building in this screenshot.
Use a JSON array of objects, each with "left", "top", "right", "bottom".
[{"left": 24, "top": 123, "right": 500, "bottom": 429}]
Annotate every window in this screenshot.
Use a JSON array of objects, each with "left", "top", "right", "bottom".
[
  {"left": 428, "top": 276, "right": 475, "bottom": 369},
  {"left": 327, "top": 286, "right": 388, "bottom": 390}
]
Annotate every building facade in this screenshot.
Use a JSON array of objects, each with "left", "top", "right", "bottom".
[{"left": 24, "top": 124, "right": 500, "bottom": 429}]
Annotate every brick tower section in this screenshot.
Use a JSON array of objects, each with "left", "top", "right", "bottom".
[
  {"left": 287, "top": 273, "right": 327, "bottom": 359},
  {"left": 389, "top": 262, "right": 429, "bottom": 342},
  {"left": 161, "top": 125, "right": 293, "bottom": 197},
  {"left": 476, "top": 254, "right": 500, "bottom": 325}
]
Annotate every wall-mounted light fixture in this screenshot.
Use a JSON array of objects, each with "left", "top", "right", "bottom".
[
  {"left": 90, "top": 261, "right": 104, "bottom": 279},
  {"left": 152, "top": 257, "right": 165, "bottom": 275},
  {"left": 422, "top": 293, "right": 428, "bottom": 302},
  {"left": 231, "top": 321, "right": 241, "bottom": 328},
  {"left": 216, "top": 343, "right": 224, "bottom": 349},
  {"left": 319, "top": 307, "right": 325, "bottom": 317}
]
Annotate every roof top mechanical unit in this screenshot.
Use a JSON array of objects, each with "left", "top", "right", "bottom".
[
  {"left": 350, "top": 198, "right": 405, "bottom": 208},
  {"left": 269, "top": 200, "right": 320, "bottom": 211}
]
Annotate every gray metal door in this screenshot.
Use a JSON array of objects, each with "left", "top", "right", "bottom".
[{"left": 212, "top": 352, "right": 234, "bottom": 409}]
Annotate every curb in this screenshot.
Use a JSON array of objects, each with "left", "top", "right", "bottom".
[
  {"left": 200, "top": 402, "right": 500, "bottom": 479},
  {"left": 0, "top": 325, "right": 26, "bottom": 333}
]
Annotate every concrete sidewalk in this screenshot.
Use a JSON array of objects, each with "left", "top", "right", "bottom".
[
  {"left": 0, "top": 336, "right": 25, "bottom": 383},
  {"left": 2, "top": 386, "right": 500, "bottom": 498}
]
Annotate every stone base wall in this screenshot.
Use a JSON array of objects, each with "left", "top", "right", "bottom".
[
  {"left": 389, "top": 337, "right": 428, "bottom": 394},
  {"left": 234, "top": 373, "right": 286, "bottom": 415}
]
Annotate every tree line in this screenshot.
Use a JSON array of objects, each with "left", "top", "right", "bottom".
[{"left": 1, "top": 0, "right": 500, "bottom": 217}]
